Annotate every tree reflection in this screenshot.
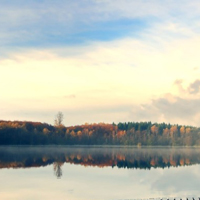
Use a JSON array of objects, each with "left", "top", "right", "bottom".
[
  {"left": 53, "top": 162, "right": 63, "bottom": 178},
  {"left": 1, "top": 147, "right": 200, "bottom": 170}
]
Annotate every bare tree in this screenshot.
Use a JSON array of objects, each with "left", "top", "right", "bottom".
[
  {"left": 54, "top": 111, "right": 64, "bottom": 126},
  {"left": 53, "top": 162, "right": 63, "bottom": 178}
]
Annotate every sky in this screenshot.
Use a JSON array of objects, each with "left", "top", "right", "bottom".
[{"left": 1, "top": 0, "right": 200, "bottom": 126}]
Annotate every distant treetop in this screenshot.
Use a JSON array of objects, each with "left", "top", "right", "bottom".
[{"left": 54, "top": 112, "right": 64, "bottom": 127}]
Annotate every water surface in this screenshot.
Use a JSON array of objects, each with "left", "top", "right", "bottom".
[{"left": 0, "top": 146, "right": 200, "bottom": 200}]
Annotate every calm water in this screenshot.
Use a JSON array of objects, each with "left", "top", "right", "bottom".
[{"left": 0, "top": 146, "right": 200, "bottom": 200}]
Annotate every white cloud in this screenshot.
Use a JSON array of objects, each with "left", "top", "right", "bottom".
[{"left": 128, "top": 78, "right": 200, "bottom": 126}]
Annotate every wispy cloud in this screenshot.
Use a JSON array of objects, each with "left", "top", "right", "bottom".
[{"left": 1, "top": 0, "right": 200, "bottom": 50}]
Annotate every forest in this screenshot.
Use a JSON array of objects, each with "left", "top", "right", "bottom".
[{"left": 0, "top": 120, "right": 200, "bottom": 146}]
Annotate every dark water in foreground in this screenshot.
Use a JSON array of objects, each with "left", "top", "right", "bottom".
[{"left": 0, "top": 146, "right": 200, "bottom": 200}]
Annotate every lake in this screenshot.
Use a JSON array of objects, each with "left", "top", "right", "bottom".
[{"left": 0, "top": 146, "right": 200, "bottom": 200}]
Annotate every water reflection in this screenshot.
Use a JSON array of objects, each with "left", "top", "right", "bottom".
[
  {"left": 1, "top": 146, "right": 200, "bottom": 176},
  {"left": 53, "top": 162, "right": 63, "bottom": 178},
  {"left": 1, "top": 146, "right": 200, "bottom": 199}
]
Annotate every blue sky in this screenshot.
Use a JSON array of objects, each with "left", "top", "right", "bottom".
[
  {"left": 0, "top": 1, "right": 149, "bottom": 47},
  {"left": 1, "top": 0, "right": 200, "bottom": 126},
  {"left": 1, "top": 0, "right": 199, "bottom": 49}
]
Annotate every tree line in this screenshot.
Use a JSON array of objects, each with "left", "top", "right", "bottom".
[{"left": 0, "top": 120, "right": 200, "bottom": 146}]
